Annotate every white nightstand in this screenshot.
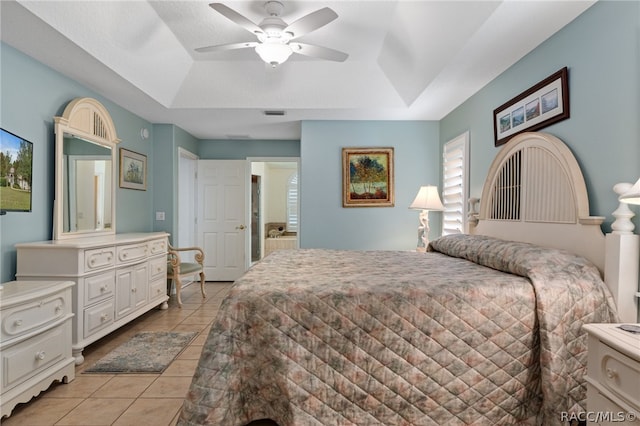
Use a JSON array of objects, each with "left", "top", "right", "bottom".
[
  {"left": 1, "top": 280, "right": 76, "bottom": 418},
  {"left": 583, "top": 323, "right": 640, "bottom": 425}
]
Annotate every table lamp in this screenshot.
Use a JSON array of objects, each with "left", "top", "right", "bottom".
[{"left": 409, "top": 185, "right": 444, "bottom": 251}]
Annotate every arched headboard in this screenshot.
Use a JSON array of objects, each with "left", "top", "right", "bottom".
[{"left": 471, "top": 132, "right": 607, "bottom": 273}]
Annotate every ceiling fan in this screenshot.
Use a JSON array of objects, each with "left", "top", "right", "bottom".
[{"left": 196, "top": 1, "right": 349, "bottom": 67}]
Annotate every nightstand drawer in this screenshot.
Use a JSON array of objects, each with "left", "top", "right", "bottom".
[
  {"left": 2, "top": 324, "right": 68, "bottom": 391},
  {"left": 2, "top": 291, "right": 71, "bottom": 341},
  {"left": 600, "top": 342, "right": 640, "bottom": 408}
]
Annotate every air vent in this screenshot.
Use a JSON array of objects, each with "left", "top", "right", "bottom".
[{"left": 264, "top": 110, "right": 286, "bottom": 116}]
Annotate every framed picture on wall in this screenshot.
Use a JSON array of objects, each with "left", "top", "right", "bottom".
[
  {"left": 119, "top": 148, "right": 147, "bottom": 190},
  {"left": 493, "top": 67, "right": 570, "bottom": 146},
  {"left": 342, "top": 147, "right": 394, "bottom": 207}
]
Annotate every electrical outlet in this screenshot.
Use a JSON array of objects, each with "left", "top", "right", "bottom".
[{"left": 155, "top": 211, "right": 165, "bottom": 221}]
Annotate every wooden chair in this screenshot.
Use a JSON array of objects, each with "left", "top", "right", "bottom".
[{"left": 167, "top": 244, "right": 206, "bottom": 307}]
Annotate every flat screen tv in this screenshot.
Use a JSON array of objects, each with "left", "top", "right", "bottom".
[{"left": 0, "top": 128, "right": 33, "bottom": 213}]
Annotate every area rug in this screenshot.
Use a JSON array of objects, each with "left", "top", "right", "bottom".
[{"left": 84, "top": 331, "right": 198, "bottom": 374}]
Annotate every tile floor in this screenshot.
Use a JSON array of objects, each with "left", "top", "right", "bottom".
[{"left": 2, "top": 281, "right": 234, "bottom": 426}]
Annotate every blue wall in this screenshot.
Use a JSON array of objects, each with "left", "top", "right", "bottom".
[
  {"left": 198, "top": 139, "right": 300, "bottom": 159},
  {"left": 440, "top": 1, "right": 640, "bottom": 232},
  {"left": 300, "top": 121, "right": 440, "bottom": 250},
  {"left": 0, "top": 43, "right": 156, "bottom": 282}
]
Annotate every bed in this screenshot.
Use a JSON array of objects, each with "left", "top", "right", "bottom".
[{"left": 178, "top": 132, "right": 639, "bottom": 426}]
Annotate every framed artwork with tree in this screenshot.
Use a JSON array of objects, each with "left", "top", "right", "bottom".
[{"left": 342, "top": 147, "right": 394, "bottom": 207}]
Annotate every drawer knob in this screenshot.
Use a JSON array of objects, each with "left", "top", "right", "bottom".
[
  {"left": 35, "top": 351, "right": 46, "bottom": 361},
  {"left": 100, "top": 313, "right": 109, "bottom": 322},
  {"left": 55, "top": 304, "right": 62, "bottom": 313},
  {"left": 606, "top": 367, "right": 618, "bottom": 380},
  {"left": 90, "top": 259, "right": 95, "bottom": 265},
  {"left": 14, "top": 319, "right": 23, "bottom": 327},
  {"left": 132, "top": 287, "right": 137, "bottom": 293},
  {"left": 100, "top": 285, "right": 107, "bottom": 292}
]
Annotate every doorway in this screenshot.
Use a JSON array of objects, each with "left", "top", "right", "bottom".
[{"left": 249, "top": 158, "right": 300, "bottom": 262}]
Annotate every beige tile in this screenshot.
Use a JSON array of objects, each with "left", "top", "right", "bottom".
[
  {"left": 191, "top": 333, "right": 209, "bottom": 345},
  {"left": 177, "top": 345, "right": 204, "bottom": 360},
  {"left": 171, "top": 323, "right": 208, "bottom": 333},
  {"left": 161, "top": 359, "right": 199, "bottom": 377},
  {"left": 141, "top": 377, "right": 193, "bottom": 398},
  {"left": 56, "top": 398, "right": 134, "bottom": 425},
  {"left": 42, "top": 375, "right": 113, "bottom": 398},
  {"left": 112, "top": 398, "right": 184, "bottom": 426},
  {"left": 91, "top": 375, "right": 157, "bottom": 398},
  {"left": 1, "top": 397, "right": 84, "bottom": 425}
]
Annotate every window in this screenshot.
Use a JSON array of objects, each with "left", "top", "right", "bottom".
[
  {"left": 286, "top": 172, "right": 298, "bottom": 232},
  {"left": 442, "top": 132, "right": 469, "bottom": 235}
]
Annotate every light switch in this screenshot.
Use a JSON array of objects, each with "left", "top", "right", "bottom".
[{"left": 155, "top": 211, "right": 165, "bottom": 221}]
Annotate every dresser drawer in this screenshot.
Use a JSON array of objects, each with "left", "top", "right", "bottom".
[
  {"left": 116, "top": 243, "right": 148, "bottom": 264},
  {"left": 83, "top": 299, "right": 114, "bottom": 338},
  {"left": 85, "top": 271, "right": 115, "bottom": 305},
  {"left": 149, "top": 278, "right": 167, "bottom": 302},
  {"left": 599, "top": 342, "right": 640, "bottom": 408},
  {"left": 149, "top": 238, "right": 167, "bottom": 255},
  {"left": 149, "top": 257, "right": 166, "bottom": 280},
  {"left": 84, "top": 247, "right": 116, "bottom": 272},
  {"left": 1, "top": 290, "right": 71, "bottom": 341},
  {"left": 1, "top": 324, "right": 69, "bottom": 391}
]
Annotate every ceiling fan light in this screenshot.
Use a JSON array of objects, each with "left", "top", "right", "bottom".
[{"left": 255, "top": 43, "right": 293, "bottom": 67}]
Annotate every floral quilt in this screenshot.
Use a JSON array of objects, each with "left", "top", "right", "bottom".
[{"left": 178, "top": 234, "right": 617, "bottom": 426}]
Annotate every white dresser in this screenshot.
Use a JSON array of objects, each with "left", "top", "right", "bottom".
[
  {"left": 1, "top": 280, "right": 75, "bottom": 418},
  {"left": 583, "top": 323, "right": 640, "bottom": 425},
  {"left": 15, "top": 232, "right": 169, "bottom": 364}
]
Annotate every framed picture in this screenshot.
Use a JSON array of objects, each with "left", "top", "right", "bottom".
[
  {"left": 119, "top": 148, "right": 147, "bottom": 190},
  {"left": 493, "top": 67, "right": 569, "bottom": 146},
  {"left": 342, "top": 147, "right": 394, "bottom": 207}
]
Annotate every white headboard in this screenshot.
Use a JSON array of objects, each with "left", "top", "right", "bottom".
[
  {"left": 471, "top": 132, "right": 606, "bottom": 271},
  {"left": 469, "top": 132, "right": 639, "bottom": 322}
]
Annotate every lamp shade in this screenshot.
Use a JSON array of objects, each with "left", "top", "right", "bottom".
[
  {"left": 255, "top": 42, "right": 293, "bottom": 67},
  {"left": 620, "top": 177, "right": 640, "bottom": 205},
  {"left": 409, "top": 185, "right": 444, "bottom": 210}
]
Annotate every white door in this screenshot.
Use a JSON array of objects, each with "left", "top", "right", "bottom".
[
  {"left": 197, "top": 160, "right": 248, "bottom": 281},
  {"left": 178, "top": 149, "right": 198, "bottom": 263}
]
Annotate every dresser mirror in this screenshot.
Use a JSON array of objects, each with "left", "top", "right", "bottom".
[{"left": 53, "top": 98, "right": 120, "bottom": 240}]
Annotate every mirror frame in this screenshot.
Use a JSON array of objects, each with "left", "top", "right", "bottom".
[{"left": 53, "top": 97, "right": 120, "bottom": 240}]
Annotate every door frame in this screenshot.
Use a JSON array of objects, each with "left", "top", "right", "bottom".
[{"left": 177, "top": 148, "right": 198, "bottom": 263}]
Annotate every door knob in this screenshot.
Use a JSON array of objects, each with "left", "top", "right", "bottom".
[{"left": 236, "top": 225, "right": 246, "bottom": 230}]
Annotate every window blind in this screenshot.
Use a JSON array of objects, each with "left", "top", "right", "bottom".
[
  {"left": 286, "top": 172, "right": 298, "bottom": 232},
  {"left": 442, "top": 132, "right": 469, "bottom": 235}
]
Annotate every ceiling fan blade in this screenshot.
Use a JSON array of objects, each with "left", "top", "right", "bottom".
[
  {"left": 209, "top": 3, "right": 264, "bottom": 36},
  {"left": 195, "top": 41, "right": 258, "bottom": 53},
  {"left": 290, "top": 43, "right": 348, "bottom": 62},
  {"left": 283, "top": 7, "right": 338, "bottom": 39}
]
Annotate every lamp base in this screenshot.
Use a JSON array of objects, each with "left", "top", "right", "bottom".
[{"left": 415, "top": 209, "right": 431, "bottom": 251}]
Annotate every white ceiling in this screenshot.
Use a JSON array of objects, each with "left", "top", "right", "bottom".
[{"left": 0, "top": 0, "right": 595, "bottom": 140}]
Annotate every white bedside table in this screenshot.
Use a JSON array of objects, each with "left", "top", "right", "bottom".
[
  {"left": 583, "top": 323, "right": 640, "bottom": 425},
  {"left": 0, "top": 280, "right": 76, "bottom": 418}
]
